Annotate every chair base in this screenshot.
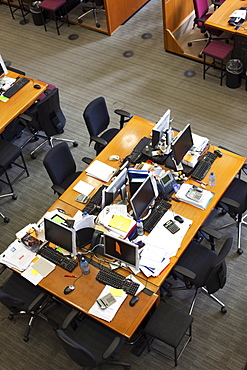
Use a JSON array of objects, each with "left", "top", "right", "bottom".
[{"left": 78, "top": 1, "right": 104, "bottom": 28}]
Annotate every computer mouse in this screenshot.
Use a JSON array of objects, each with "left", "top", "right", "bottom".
[
  {"left": 129, "top": 295, "right": 139, "bottom": 307},
  {"left": 109, "top": 155, "right": 120, "bottom": 161},
  {"left": 34, "top": 84, "right": 41, "bottom": 89},
  {"left": 214, "top": 149, "right": 223, "bottom": 157},
  {"left": 174, "top": 215, "right": 184, "bottom": 223},
  {"left": 64, "top": 285, "right": 75, "bottom": 294}
]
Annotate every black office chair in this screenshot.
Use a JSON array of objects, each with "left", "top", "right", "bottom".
[
  {"left": 43, "top": 142, "right": 82, "bottom": 196},
  {"left": 1, "top": 117, "right": 26, "bottom": 143},
  {"left": 0, "top": 181, "right": 17, "bottom": 223},
  {"left": 19, "top": 88, "right": 78, "bottom": 159},
  {"left": 83, "top": 96, "right": 132, "bottom": 156},
  {"left": 0, "top": 138, "right": 29, "bottom": 194},
  {"left": 78, "top": 0, "right": 104, "bottom": 28},
  {"left": 188, "top": 0, "right": 228, "bottom": 57},
  {"left": 0, "top": 265, "right": 56, "bottom": 342},
  {"left": 56, "top": 309, "right": 131, "bottom": 369},
  {"left": 165, "top": 237, "right": 233, "bottom": 315},
  {"left": 215, "top": 172, "right": 247, "bottom": 255},
  {"left": 143, "top": 301, "right": 193, "bottom": 367}
]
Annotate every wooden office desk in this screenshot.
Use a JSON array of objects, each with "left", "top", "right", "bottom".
[
  {"left": 0, "top": 71, "right": 47, "bottom": 133},
  {"left": 205, "top": 0, "right": 247, "bottom": 36},
  {"left": 59, "top": 116, "right": 246, "bottom": 288}
]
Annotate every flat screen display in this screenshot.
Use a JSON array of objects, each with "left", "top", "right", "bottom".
[
  {"left": 0, "top": 55, "right": 7, "bottom": 78},
  {"left": 102, "top": 168, "right": 127, "bottom": 208},
  {"left": 44, "top": 217, "right": 77, "bottom": 256},
  {"left": 172, "top": 124, "right": 193, "bottom": 166},
  {"left": 152, "top": 109, "right": 171, "bottom": 148},
  {"left": 104, "top": 233, "right": 139, "bottom": 269}
]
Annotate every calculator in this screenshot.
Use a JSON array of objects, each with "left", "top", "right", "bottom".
[
  {"left": 97, "top": 293, "right": 116, "bottom": 309},
  {"left": 163, "top": 220, "right": 180, "bottom": 234}
]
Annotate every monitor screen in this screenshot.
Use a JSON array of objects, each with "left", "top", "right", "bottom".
[
  {"left": 102, "top": 168, "right": 127, "bottom": 208},
  {"left": 130, "top": 174, "right": 158, "bottom": 220},
  {"left": 152, "top": 109, "right": 171, "bottom": 148},
  {"left": 0, "top": 55, "right": 7, "bottom": 79},
  {"left": 44, "top": 217, "right": 77, "bottom": 256},
  {"left": 172, "top": 124, "right": 193, "bottom": 166},
  {"left": 104, "top": 233, "right": 139, "bottom": 269}
]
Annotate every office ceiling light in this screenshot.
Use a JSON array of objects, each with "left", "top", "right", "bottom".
[{"left": 184, "top": 70, "right": 196, "bottom": 77}]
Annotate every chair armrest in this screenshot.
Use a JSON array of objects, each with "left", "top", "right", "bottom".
[
  {"left": 213, "top": 1, "right": 222, "bottom": 6},
  {"left": 19, "top": 113, "right": 33, "bottom": 123},
  {"left": 0, "top": 263, "right": 7, "bottom": 275},
  {"left": 219, "top": 197, "right": 240, "bottom": 209},
  {"left": 103, "top": 336, "right": 121, "bottom": 359},
  {"left": 197, "top": 17, "right": 207, "bottom": 23},
  {"left": 82, "top": 157, "right": 93, "bottom": 165},
  {"left": 114, "top": 109, "right": 133, "bottom": 129},
  {"left": 51, "top": 184, "right": 66, "bottom": 196},
  {"left": 242, "top": 163, "right": 247, "bottom": 175},
  {"left": 200, "top": 225, "right": 222, "bottom": 240},
  {"left": 91, "top": 135, "right": 108, "bottom": 146},
  {"left": 173, "top": 265, "right": 196, "bottom": 280},
  {"left": 27, "top": 292, "right": 48, "bottom": 312},
  {"left": 61, "top": 309, "right": 80, "bottom": 330}
]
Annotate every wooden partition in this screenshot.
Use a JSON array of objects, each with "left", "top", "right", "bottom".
[{"left": 162, "top": 0, "right": 198, "bottom": 59}]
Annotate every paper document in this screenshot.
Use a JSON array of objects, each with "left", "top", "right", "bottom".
[
  {"left": 0, "top": 239, "right": 36, "bottom": 271},
  {"left": 86, "top": 160, "right": 116, "bottom": 182},
  {"left": 21, "top": 255, "right": 55, "bottom": 285},
  {"left": 73, "top": 180, "right": 95, "bottom": 195},
  {"left": 88, "top": 285, "right": 127, "bottom": 322},
  {"left": 176, "top": 183, "right": 214, "bottom": 209}
]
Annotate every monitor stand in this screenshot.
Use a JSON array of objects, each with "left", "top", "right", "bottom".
[{"left": 165, "top": 153, "right": 194, "bottom": 176}]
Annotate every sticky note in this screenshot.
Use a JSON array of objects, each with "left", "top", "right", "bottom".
[
  {"left": 30, "top": 269, "right": 39, "bottom": 276},
  {"left": 110, "top": 288, "right": 123, "bottom": 297}
]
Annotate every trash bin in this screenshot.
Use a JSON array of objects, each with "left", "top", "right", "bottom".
[
  {"left": 30, "top": 1, "right": 43, "bottom": 26},
  {"left": 226, "top": 59, "right": 243, "bottom": 88}
]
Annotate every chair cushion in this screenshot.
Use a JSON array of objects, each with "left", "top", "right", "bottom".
[{"left": 144, "top": 302, "right": 193, "bottom": 348}]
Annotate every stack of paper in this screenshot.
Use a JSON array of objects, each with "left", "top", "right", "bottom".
[
  {"left": 21, "top": 255, "right": 55, "bottom": 285},
  {"left": 86, "top": 160, "right": 117, "bottom": 182},
  {"left": 0, "top": 239, "right": 36, "bottom": 271},
  {"left": 73, "top": 180, "right": 95, "bottom": 195},
  {"left": 176, "top": 183, "right": 214, "bottom": 209}
]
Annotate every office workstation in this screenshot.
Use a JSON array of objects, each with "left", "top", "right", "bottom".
[{"left": 1, "top": 1, "right": 247, "bottom": 368}]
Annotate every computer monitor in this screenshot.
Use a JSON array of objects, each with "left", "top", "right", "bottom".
[
  {"left": 152, "top": 109, "right": 171, "bottom": 148},
  {"left": 44, "top": 216, "right": 77, "bottom": 257},
  {"left": 130, "top": 174, "right": 159, "bottom": 220},
  {"left": 0, "top": 55, "right": 8, "bottom": 79},
  {"left": 102, "top": 168, "right": 128, "bottom": 208},
  {"left": 104, "top": 233, "right": 139, "bottom": 269},
  {"left": 171, "top": 124, "right": 193, "bottom": 171}
]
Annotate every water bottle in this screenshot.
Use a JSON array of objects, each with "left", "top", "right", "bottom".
[
  {"left": 79, "top": 257, "right": 90, "bottom": 274},
  {"left": 209, "top": 172, "right": 216, "bottom": 187},
  {"left": 136, "top": 219, "right": 144, "bottom": 236}
]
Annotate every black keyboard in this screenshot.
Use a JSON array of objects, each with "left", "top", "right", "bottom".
[
  {"left": 125, "top": 137, "right": 151, "bottom": 164},
  {"left": 96, "top": 266, "right": 140, "bottom": 295},
  {"left": 3, "top": 77, "right": 30, "bottom": 98},
  {"left": 191, "top": 151, "right": 217, "bottom": 181},
  {"left": 143, "top": 197, "right": 171, "bottom": 233},
  {"left": 39, "top": 245, "right": 78, "bottom": 272},
  {"left": 83, "top": 185, "right": 106, "bottom": 215}
]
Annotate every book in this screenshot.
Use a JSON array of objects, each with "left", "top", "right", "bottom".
[{"left": 108, "top": 214, "right": 132, "bottom": 233}]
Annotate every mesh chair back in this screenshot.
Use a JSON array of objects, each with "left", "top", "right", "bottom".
[
  {"left": 43, "top": 142, "right": 76, "bottom": 187},
  {"left": 83, "top": 97, "right": 110, "bottom": 138}
]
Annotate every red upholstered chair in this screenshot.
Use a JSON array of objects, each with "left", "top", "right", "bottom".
[
  {"left": 39, "top": 0, "right": 70, "bottom": 35},
  {"left": 188, "top": 0, "right": 228, "bottom": 57}
]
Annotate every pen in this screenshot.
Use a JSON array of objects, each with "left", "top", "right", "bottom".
[
  {"left": 194, "top": 180, "right": 208, "bottom": 186},
  {"left": 64, "top": 275, "right": 77, "bottom": 277}
]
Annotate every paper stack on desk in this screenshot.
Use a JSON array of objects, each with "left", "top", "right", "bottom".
[
  {"left": 86, "top": 160, "right": 117, "bottom": 182},
  {"left": 139, "top": 210, "right": 192, "bottom": 277},
  {"left": 0, "top": 239, "right": 36, "bottom": 271},
  {"left": 21, "top": 255, "right": 55, "bottom": 285},
  {"left": 175, "top": 183, "right": 214, "bottom": 210}
]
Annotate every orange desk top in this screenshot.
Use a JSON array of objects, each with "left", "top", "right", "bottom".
[
  {"left": 0, "top": 71, "right": 47, "bottom": 133},
  {"left": 206, "top": 0, "right": 247, "bottom": 36}
]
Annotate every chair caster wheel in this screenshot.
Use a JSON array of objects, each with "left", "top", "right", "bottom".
[
  {"left": 167, "top": 291, "right": 172, "bottom": 298},
  {"left": 237, "top": 248, "right": 243, "bottom": 255},
  {"left": 31, "top": 153, "right": 37, "bottom": 159},
  {"left": 96, "top": 23, "right": 100, "bottom": 28},
  {"left": 8, "top": 314, "right": 14, "bottom": 320},
  {"left": 198, "top": 54, "right": 202, "bottom": 58},
  {"left": 4, "top": 217, "right": 10, "bottom": 223},
  {"left": 188, "top": 42, "right": 192, "bottom": 47},
  {"left": 12, "top": 194, "right": 18, "bottom": 200},
  {"left": 23, "top": 336, "right": 29, "bottom": 342},
  {"left": 73, "top": 141, "right": 78, "bottom": 147},
  {"left": 78, "top": 19, "right": 82, "bottom": 23},
  {"left": 221, "top": 307, "right": 227, "bottom": 314}
]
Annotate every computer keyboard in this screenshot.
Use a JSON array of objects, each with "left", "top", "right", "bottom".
[
  {"left": 143, "top": 197, "right": 171, "bottom": 233},
  {"left": 124, "top": 137, "right": 151, "bottom": 164},
  {"left": 3, "top": 77, "right": 30, "bottom": 98},
  {"left": 96, "top": 266, "right": 140, "bottom": 295},
  {"left": 191, "top": 151, "right": 217, "bottom": 181},
  {"left": 39, "top": 245, "right": 78, "bottom": 272},
  {"left": 82, "top": 184, "right": 107, "bottom": 215}
]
